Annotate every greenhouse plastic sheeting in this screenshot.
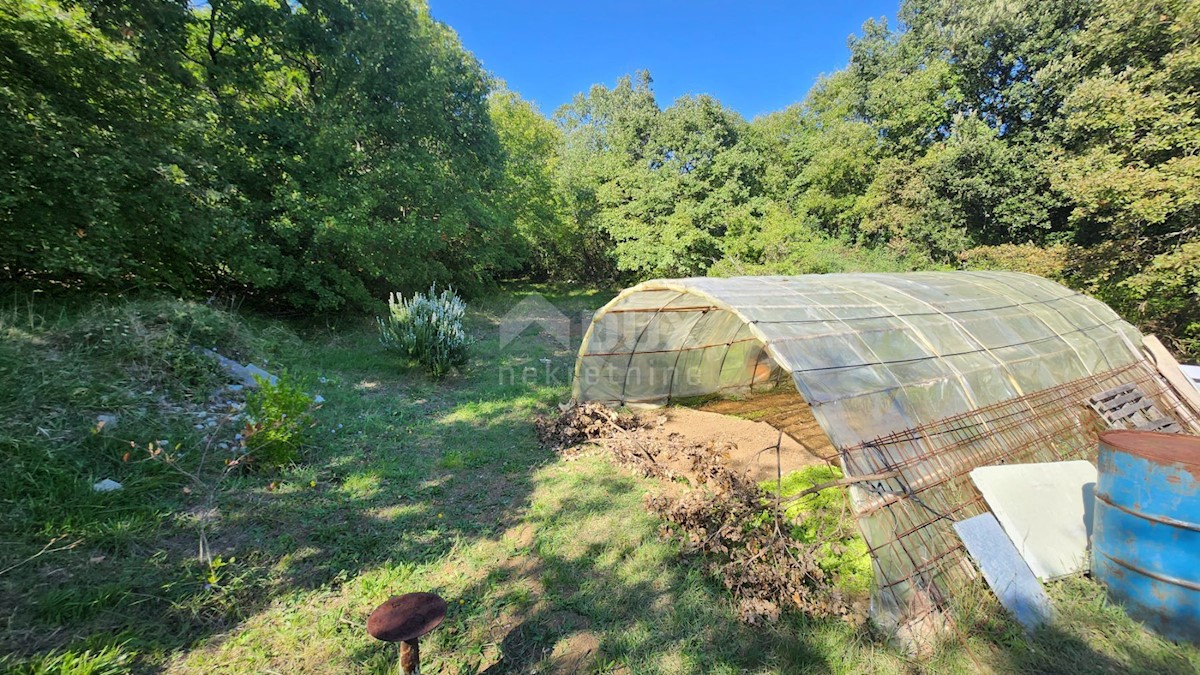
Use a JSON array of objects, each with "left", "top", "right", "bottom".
[{"left": 572, "top": 272, "right": 1145, "bottom": 450}]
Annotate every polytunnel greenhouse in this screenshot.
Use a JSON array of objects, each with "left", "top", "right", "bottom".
[{"left": 571, "top": 272, "right": 1200, "bottom": 645}]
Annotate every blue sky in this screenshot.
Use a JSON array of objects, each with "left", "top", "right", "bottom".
[{"left": 427, "top": 1, "right": 899, "bottom": 120}]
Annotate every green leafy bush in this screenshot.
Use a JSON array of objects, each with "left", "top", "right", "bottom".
[
  {"left": 1114, "top": 243, "right": 1200, "bottom": 359},
  {"left": 242, "top": 370, "right": 317, "bottom": 469},
  {"left": 378, "top": 286, "right": 470, "bottom": 377}
]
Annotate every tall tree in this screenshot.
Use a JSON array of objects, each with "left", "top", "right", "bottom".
[
  {"left": 488, "top": 85, "right": 566, "bottom": 278},
  {"left": 1, "top": 0, "right": 519, "bottom": 310},
  {"left": 553, "top": 71, "right": 659, "bottom": 281},
  {"left": 1053, "top": 0, "right": 1200, "bottom": 352}
]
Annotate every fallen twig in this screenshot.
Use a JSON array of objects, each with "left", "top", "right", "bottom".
[
  {"left": 0, "top": 535, "right": 83, "bottom": 577},
  {"left": 778, "top": 471, "right": 900, "bottom": 504}
]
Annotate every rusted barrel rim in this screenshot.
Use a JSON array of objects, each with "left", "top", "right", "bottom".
[{"left": 1099, "top": 430, "right": 1200, "bottom": 469}]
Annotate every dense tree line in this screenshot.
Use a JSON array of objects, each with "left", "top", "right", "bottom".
[
  {"left": 2, "top": 0, "right": 1197, "bottom": 355},
  {"left": 512, "top": 0, "right": 1199, "bottom": 357},
  {"left": 2, "top": 0, "right": 515, "bottom": 310}
]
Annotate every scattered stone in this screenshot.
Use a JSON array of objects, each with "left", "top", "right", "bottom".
[
  {"left": 92, "top": 478, "right": 123, "bottom": 493},
  {"left": 95, "top": 413, "right": 119, "bottom": 431}
]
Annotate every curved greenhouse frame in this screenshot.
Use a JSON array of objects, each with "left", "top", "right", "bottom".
[{"left": 572, "top": 272, "right": 1200, "bottom": 644}]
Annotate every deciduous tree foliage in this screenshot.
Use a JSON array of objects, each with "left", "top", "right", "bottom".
[
  {"left": 3, "top": 0, "right": 1197, "bottom": 355},
  {"left": 2, "top": 0, "right": 519, "bottom": 310},
  {"left": 537, "top": 0, "right": 1198, "bottom": 356},
  {"left": 487, "top": 85, "right": 567, "bottom": 280}
]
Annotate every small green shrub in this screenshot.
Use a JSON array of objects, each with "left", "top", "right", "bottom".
[
  {"left": 242, "top": 369, "right": 317, "bottom": 469},
  {"left": 377, "top": 286, "right": 470, "bottom": 377}
]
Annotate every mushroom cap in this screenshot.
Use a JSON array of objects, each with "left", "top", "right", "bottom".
[{"left": 367, "top": 592, "right": 448, "bottom": 643}]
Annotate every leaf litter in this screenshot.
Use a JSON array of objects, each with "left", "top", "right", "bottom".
[{"left": 535, "top": 402, "right": 869, "bottom": 626}]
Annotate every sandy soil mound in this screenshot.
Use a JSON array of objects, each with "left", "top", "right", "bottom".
[{"left": 654, "top": 406, "right": 828, "bottom": 483}]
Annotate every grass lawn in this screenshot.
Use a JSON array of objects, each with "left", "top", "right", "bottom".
[{"left": 2, "top": 285, "right": 1198, "bottom": 673}]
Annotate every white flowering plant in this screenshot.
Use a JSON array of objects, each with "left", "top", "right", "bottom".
[{"left": 378, "top": 285, "right": 470, "bottom": 377}]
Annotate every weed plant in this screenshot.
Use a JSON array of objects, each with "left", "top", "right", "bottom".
[
  {"left": 763, "top": 466, "right": 873, "bottom": 596},
  {"left": 242, "top": 370, "right": 317, "bottom": 469}
]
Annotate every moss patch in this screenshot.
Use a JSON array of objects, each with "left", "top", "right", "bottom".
[{"left": 763, "top": 466, "right": 873, "bottom": 596}]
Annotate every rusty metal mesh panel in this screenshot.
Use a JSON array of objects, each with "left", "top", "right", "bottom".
[{"left": 841, "top": 359, "right": 1200, "bottom": 643}]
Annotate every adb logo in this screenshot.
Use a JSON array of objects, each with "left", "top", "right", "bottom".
[{"left": 498, "top": 294, "right": 572, "bottom": 350}]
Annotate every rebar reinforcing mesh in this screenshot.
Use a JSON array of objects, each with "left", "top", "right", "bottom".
[{"left": 841, "top": 359, "right": 1200, "bottom": 644}]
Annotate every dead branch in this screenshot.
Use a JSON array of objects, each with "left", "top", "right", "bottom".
[{"left": 778, "top": 471, "right": 900, "bottom": 504}]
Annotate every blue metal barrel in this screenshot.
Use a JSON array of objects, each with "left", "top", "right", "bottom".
[{"left": 1093, "top": 430, "right": 1200, "bottom": 643}]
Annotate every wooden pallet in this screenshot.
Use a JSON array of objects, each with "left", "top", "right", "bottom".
[{"left": 1086, "top": 383, "right": 1182, "bottom": 433}]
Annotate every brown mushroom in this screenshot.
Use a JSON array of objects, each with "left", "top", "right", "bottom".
[{"left": 367, "top": 592, "right": 448, "bottom": 675}]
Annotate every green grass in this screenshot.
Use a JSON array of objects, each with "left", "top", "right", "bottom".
[{"left": 2, "top": 285, "right": 1198, "bottom": 673}]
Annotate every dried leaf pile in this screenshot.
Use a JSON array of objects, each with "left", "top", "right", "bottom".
[
  {"left": 536, "top": 402, "right": 868, "bottom": 626},
  {"left": 534, "top": 401, "right": 644, "bottom": 455}
]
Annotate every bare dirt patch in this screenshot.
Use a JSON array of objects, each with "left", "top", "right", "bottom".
[
  {"left": 698, "top": 390, "right": 838, "bottom": 462},
  {"left": 655, "top": 406, "right": 826, "bottom": 483},
  {"left": 547, "top": 630, "right": 604, "bottom": 672}
]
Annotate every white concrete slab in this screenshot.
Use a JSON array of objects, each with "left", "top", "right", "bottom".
[{"left": 969, "top": 460, "right": 1097, "bottom": 581}]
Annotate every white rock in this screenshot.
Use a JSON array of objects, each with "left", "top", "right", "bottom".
[
  {"left": 93, "top": 479, "right": 123, "bottom": 493},
  {"left": 95, "top": 414, "right": 119, "bottom": 430}
]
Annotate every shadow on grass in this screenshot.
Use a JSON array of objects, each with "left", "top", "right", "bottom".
[
  {"left": 0, "top": 288, "right": 595, "bottom": 670},
  {"left": 357, "top": 458, "right": 846, "bottom": 674},
  {"left": 938, "top": 572, "right": 1198, "bottom": 674}
]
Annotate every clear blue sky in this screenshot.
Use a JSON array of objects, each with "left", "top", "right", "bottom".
[{"left": 427, "top": 1, "right": 899, "bottom": 120}]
